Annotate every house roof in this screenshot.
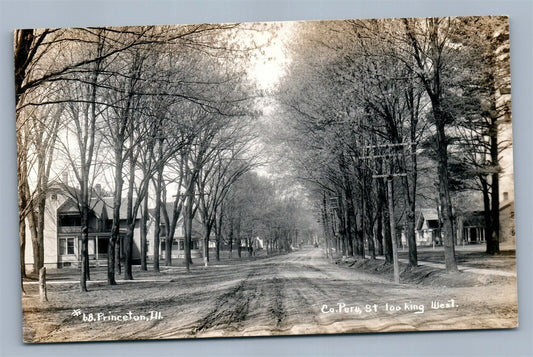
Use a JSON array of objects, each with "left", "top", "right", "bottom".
[
  {"left": 57, "top": 196, "right": 141, "bottom": 220},
  {"left": 147, "top": 203, "right": 206, "bottom": 225},
  {"left": 147, "top": 203, "right": 177, "bottom": 220},
  {"left": 419, "top": 208, "right": 439, "bottom": 221},
  {"left": 57, "top": 199, "right": 80, "bottom": 214},
  {"left": 415, "top": 208, "right": 439, "bottom": 231},
  {"left": 460, "top": 211, "right": 485, "bottom": 227},
  {"left": 92, "top": 197, "right": 142, "bottom": 220}
]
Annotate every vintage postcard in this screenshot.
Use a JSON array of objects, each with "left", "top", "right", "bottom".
[{"left": 16, "top": 15, "right": 517, "bottom": 343}]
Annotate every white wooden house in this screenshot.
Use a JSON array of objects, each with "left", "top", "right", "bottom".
[
  {"left": 414, "top": 208, "right": 488, "bottom": 247},
  {"left": 24, "top": 188, "right": 142, "bottom": 270},
  {"left": 415, "top": 208, "right": 441, "bottom": 246}
]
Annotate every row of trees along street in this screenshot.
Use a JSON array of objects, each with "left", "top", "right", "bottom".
[
  {"left": 16, "top": 16, "right": 511, "bottom": 292},
  {"left": 272, "top": 16, "right": 510, "bottom": 273},
  {"left": 16, "top": 24, "right": 310, "bottom": 292}
]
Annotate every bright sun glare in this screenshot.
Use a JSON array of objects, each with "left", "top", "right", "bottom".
[{"left": 249, "top": 22, "right": 293, "bottom": 91}]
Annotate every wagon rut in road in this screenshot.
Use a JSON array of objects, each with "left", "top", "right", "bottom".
[{"left": 192, "top": 270, "right": 257, "bottom": 334}]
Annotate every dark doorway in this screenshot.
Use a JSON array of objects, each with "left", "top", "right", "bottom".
[{"left": 98, "top": 237, "right": 109, "bottom": 254}]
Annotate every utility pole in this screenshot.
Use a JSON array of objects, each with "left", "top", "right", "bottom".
[{"left": 360, "top": 142, "right": 414, "bottom": 284}]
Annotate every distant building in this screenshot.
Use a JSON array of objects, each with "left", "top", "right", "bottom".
[
  {"left": 456, "top": 211, "right": 486, "bottom": 244},
  {"left": 414, "top": 208, "right": 441, "bottom": 246},
  {"left": 147, "top": 204, "right": 205, "bottom": 260}
]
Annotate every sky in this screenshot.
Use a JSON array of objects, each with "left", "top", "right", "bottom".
[{"left": 247, "top": 21, "right": 294, "bottom": 92}]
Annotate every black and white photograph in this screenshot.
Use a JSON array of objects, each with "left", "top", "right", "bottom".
[{"left": 15, "top": 15, "right": 518, "bottom": 344}]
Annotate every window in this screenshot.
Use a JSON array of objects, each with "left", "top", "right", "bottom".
[
  {"left": 59, "top": 237, "right": 75, "bottom": 255},
  {"left": 427, "top": 220, "right": 439, "bottom": 229},
  {"left": 67, "top": 239, "right": 74, "bottom": 254},
  {"left": 503, "top": 192, "right": 509, "bottom": 201},
  {"left": 59, "top": 215, "right": 81, "bottom": 227}
]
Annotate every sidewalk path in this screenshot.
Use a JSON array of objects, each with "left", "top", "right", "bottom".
[{"left": 23, "top": 278, "right": 174, "bottom": 285}]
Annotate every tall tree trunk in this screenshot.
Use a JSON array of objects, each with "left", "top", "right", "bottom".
[
  {"left": 186, "top": 200, "right": 195, "bottom": 266},
  {"left": 25, "top": 150, "right": 42, "bottom": 274},
  {"left": 215, "top": 234, "right": 221, "bottom": 261},
  {"left": 80, "top": 201, "right": 89, "bottom": 292},
  {"left": 36, "top": 198, "right": 47, "bottom": 275},
  {"left": 322, "top": 192, "right": 331, "bottom": 256},
  {"left": 228, "top": 219, "right": 233, "bottom": 258},
  {"left": 480, "top": 176, "right": 492, "bottom": 247},
  {"left": 109, "top": 147, "right": 123, "bottom": 285},
  {"left": 18, "top": 138, "right": 30, "bottom": 278},
  {"left": 203, "top": 223, "right": 212, "bottom": 263},
  {"left": 402, "top": 149, "right": 418, "bottom": 267},
  {"left": 20, "top": 217, "right": 27, "bottom": 283},
  {"left": 183, "top": 193, "right": 194, "bottom": 272},
  {"left": 215, "top": 208, "right": 223, "bottom": 261},
  {"left": 161, "top": 186, "right": 173, "bottom": 267},
  {"left": 487, "top": 116, "right": 500, "bottom": 254},
  {"left": 337, "top": 207, "right": 347, "bottom": 256},
  {"left": 404, "top": 206, "right": 417, "bottom": 266},
  {"left": 410, "top": 18, "right": 457, "bottom": 272},
  {"left": 153, "top": 138, "right": 164, "bottom": 273},
  {"left": 405, "top": 80, "right": 420, "bottom": 267},
  {"left": 236, "top": 218, "right": 242, "bottom": 258},
  {"left": 165, "top": 228, "right": 173, "bottom": 266},
  {"left": 124, "top": 145, "right": 136, "bottom": 280},
  {"left": 405, "top": 18, "right": 457, "bottom": 271},
  {"left": 140, "top": 195, "right": 148, "bottom": 271},
  {"left": 166, "top": 158, "right": 185, "bottom": 262},
  {"left": 345, "top": 193, "right": 356, "bottom": 257},
  {"left": 364, "top": 171, "right": 375, "bottom": 259},
  {"left": 339, "top": 154, "right": 354, "bottom": 257},
  {"left": 27, "top": 204, "right": 41, "bottom": 274},
  {"left": 375, "top": 156, "right": 386, "bottom": 257},
  {"left": 355, "top": 207, "right": 365, "bottom": 259},
  {"left": 435, "top": 116, "right": 458, "bottom": 271},
  {"left": 344, "top": 202, "right": 354, "bottom": 257},
  {"left": 115, "top": 242, "right": 121, "bottom": 275},
  {"left": 375, "top": 206, "right": 384, "bottom": 256},
  {"left": 124, "top": 225, "right": 134, "bottom": 280}
]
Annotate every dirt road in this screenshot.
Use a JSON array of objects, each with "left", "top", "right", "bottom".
[{"left": 22, "top": 248, "right": 517, "bottom": 342}]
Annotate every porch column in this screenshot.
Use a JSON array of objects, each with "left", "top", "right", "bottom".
[
  {"left": 95, "top": 236, "right": 99, "bottom": 262},
  {"left": 457, "top": 217, "right": 463, "bottom": 245}
]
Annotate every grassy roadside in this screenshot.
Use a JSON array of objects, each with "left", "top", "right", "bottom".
[
  {"left": 22, "top": 249, "right": 276, "bottom": 282},
  {"left": 333, "top": 249, "right": 516, "bottom": 288}
]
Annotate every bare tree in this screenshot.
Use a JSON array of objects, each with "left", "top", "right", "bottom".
[{"left": 55, "top": 30, "right": 108, "bottom": 291}]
